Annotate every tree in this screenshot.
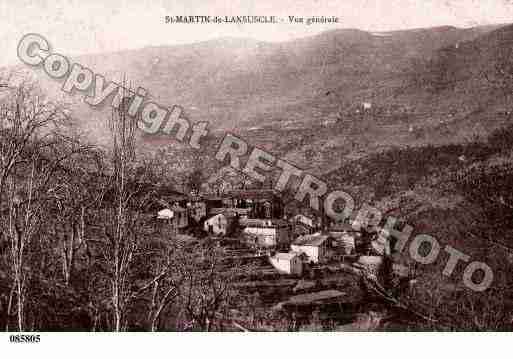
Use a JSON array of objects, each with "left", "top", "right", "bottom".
[
  {"left": 102, "top": 91, "right": 142, "bottom": 331},
  {"left": 48, "top": 147, "right": 103, "bottom": 285},
  {"left": 174, "top": 239, "right": 245, "bottom": 331},
  {"left": 0, "top": 80, "right": 80, "bottom": 331}
]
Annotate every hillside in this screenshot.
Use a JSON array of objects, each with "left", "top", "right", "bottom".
[
  {"left": 4, "top": 23, "right": 513, "bottom": 176},
  {"left": 4, "top": 23, "right": 513, "bottom": 332},
  {"left": 234, "top": 23, "right": 513, "bottom": 173}
]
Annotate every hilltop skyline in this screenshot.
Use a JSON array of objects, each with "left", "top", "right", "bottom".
[{"left": 2, "top": 0, "right": 513, "bottom": 67}]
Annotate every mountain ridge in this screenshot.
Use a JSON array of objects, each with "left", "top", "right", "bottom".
[{"left": 3, "top": 23, "right": 513, "bottom": 171}]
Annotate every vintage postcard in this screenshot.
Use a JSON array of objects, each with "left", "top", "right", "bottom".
[{"left": 1, "top": 0, "right": 513, "bottom": 356}]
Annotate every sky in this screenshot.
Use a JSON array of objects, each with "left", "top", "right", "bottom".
[{"left": 1, "top": 0, "right": 513, "bottom": 67}]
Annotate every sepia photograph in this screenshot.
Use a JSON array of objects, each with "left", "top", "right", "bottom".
[{"left": 1, "top": 0, "right": 513, "bottom": 355}]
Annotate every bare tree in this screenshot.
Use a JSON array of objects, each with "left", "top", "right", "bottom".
[
  {"left": 48, "top": 148, "right": 103, "bottom": 285},
  {"left": 101, "top": 90, "right": 141, "bottom": 331},
  {"left": 132, "top": 240, "right": 184, "bottom": 331},
  {"left": 173, "top": 240, "right": 244, "bottom": 331}
]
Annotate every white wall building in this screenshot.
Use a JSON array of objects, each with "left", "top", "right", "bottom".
[
  {"left": 291, "top": 234, "right": 332, "bottom": 264},
  {"left": 204, "top": 214, "right": 228, "bottom": 236},
  {"left": 241, "top": 219, "right": 290, "bottom": 248},
  {"left": 157, "top": 205, "right": 188, "bottom": 229},
  {"left": 269, "top": 252, "right": 303, "bottom": 275},
  {"left": 157, "top": 208, "right": 173, "bottom": 220}
]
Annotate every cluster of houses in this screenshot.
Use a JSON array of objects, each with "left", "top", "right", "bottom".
[
  {"left": 270, "top": 226, "right": 411, "bottom": 282},
  {"left": 269, "top": 228, "right": 357, "bottom": 276},
  {"left": 155, "top": 188, "right": 323, "bottom": 241},
  {"left": 154, "top": 188, "right": 411, "bottom": 281},
  {"left": 155, "top": 189, "right": 285, "bottom": 235}
]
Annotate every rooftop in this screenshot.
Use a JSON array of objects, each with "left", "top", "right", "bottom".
[
  {"left": 292, "top": 214, "right": 316, "bottom": 227},
  {"left": 240, "top": 218, "right": 289, "bottom": 228},
  {"left": 292, "top": 233, "right": 332, "bottom": 246},
  {"left": 206, "top": 210, "right": 241, "bottom": 220},
  {"left": 274, "top": 252, "right": 301, "bottom": 261},
  {"left": 171, "top": 204, "right": 186, "bottom": 212},
  {"left": 205, "top": 213, "right": 225, "bottom": 221}
]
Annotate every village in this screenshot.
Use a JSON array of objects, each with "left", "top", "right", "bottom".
[{"left": 154, "top": 186, "right": 416, "bottom": 330}]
